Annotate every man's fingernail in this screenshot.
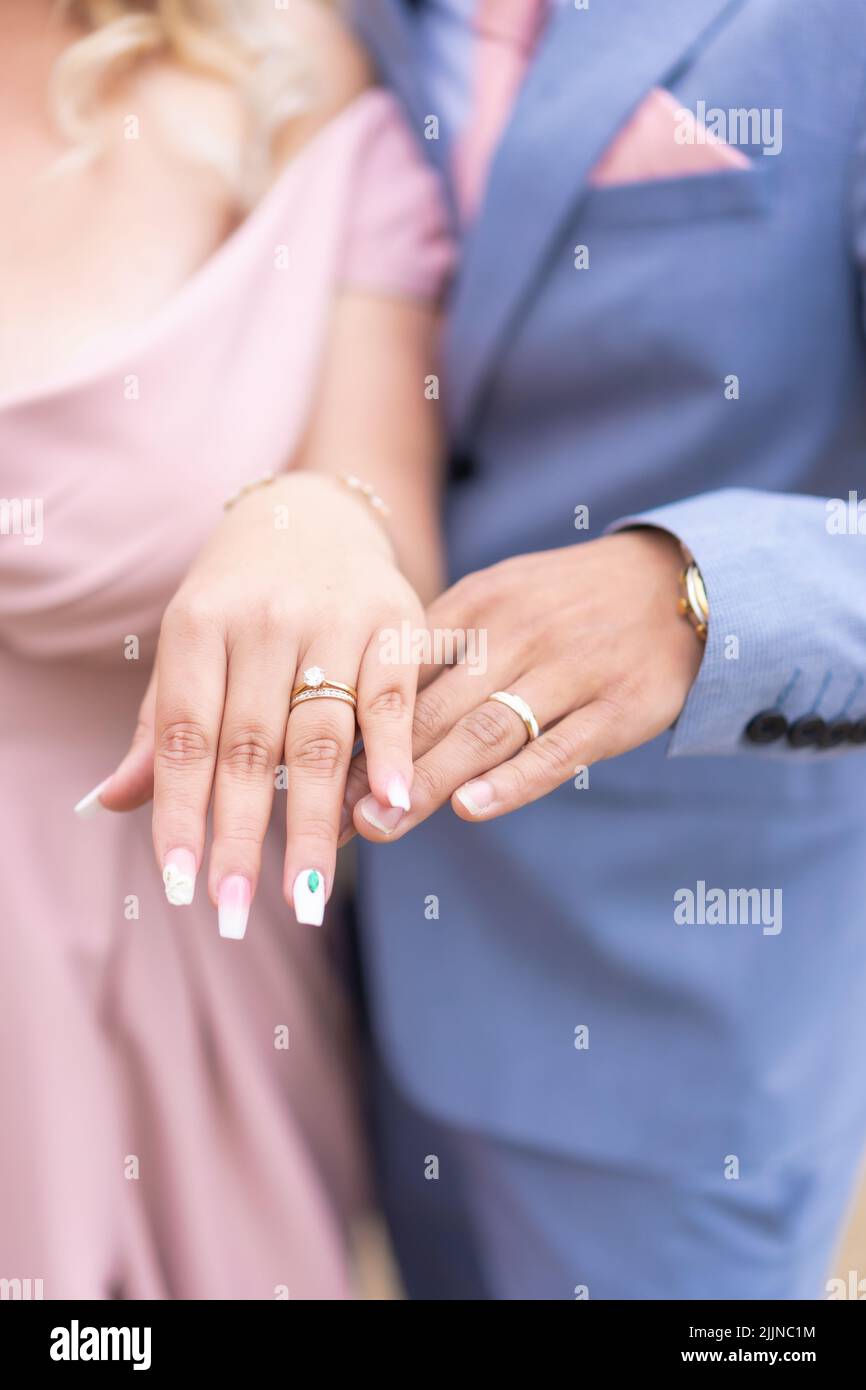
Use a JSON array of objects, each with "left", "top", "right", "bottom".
[
  {"left": 162, "top": 848, "right": 197, "bottom": 906},
  {"left": 293, "top": 869, "right": 325, "bottom": 926},
  {"left": 73, "top": 778, "right": 111, "bottom": 819},
  {"left": 358, "top": 796, "right": 404, "bottom": 834},
  {"left": 385, "top": 774, "right": 411, "bottom": 811},
  {"left": 455, "top": 780, "right": 494, "bottom": 816},
  {"left": 218, "top": 875, "right": 251, "bottom": 940}
]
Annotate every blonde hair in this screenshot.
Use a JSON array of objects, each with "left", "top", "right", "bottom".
[{"left": 52, "top": 1, "right": 321, "bottom": 203}]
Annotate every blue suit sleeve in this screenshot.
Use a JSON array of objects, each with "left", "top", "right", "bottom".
[{"left": 609, "top": 488, "right": 866, "bottom": 756}]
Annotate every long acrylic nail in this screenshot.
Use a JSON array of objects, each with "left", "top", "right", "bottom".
[
  {"left": 358, "top": 796, "right": 404, "bottom": 835},
  {"left": 218, "top": 874, "right": 251, "bottom": 940},
  {"left": 385, "top": 774, "right": 411, "bottom": 811},
  {"left": 293, "top": 869, "right": 325, "bottom": 926},
  {"left": 455, "top": 779, "right": 494, "bottom": 816},
  {"left": 73, "top": 778, "right": 111, "bottom": 819},
  {"left": 162, "top": 848, "right": 197, "bottom": 906}
]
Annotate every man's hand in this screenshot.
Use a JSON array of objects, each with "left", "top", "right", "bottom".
[{"left": 343, "top": 529, "right": 704, "bottom": 838}]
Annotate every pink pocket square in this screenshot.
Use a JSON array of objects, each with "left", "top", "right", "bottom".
[{"left": 589, "top": 87, "right": 751, "bottom": 187}]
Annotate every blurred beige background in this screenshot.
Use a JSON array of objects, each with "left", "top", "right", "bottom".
[{"left": 833, "top": 1163, "right": 866, "bottom": 1295}]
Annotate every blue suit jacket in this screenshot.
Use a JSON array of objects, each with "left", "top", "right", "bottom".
[{"left": 353, "top": 0, "right": 866, "bottom": 1176}]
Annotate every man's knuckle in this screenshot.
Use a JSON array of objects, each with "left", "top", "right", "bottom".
[
  {"left": 343, "top": 762, "right": 369, "bottom": 803},
  {"left": 500, "top": 758, "right": 530, "bottom": 800},
  {"left": 460, "top": 704, "right": 514, "bottom": 754},
  {"left": 412, "top": 759, "right": 447, "bottom": 803},
  {"left": 534, "top": 728, "right": 574, "bottom": 778},
  {"left": 585, "top": 705, "right": 622, "bottom": 762},
  {"left": 479, "top": 558, "right": 514, "bottom": 598},
  {"left": 601, "top": 677, "right": 637, "bottom": 716},
  {"left": 412, "top": 689, "right": 450, "bottom": 743}
]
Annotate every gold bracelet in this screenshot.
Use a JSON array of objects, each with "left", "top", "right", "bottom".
[
  {"left": 223, "top": 472, "right": 276, "bottom": 511},
  {"left": 678, "top": 560, "right": 709, "bottom": 642},
  {"left": 224, "top": 471, "right": 392, "bottom": 527},
  {"left": 338, "top": 474, "right": 392, "bottom": 521}
]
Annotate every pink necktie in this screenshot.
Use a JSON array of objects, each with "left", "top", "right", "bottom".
[{"left": 454, "top": 0, "right": 549, "bottom": 223}]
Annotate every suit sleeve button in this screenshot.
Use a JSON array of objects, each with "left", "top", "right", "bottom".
[
  {"left": 745, "top": 711, "right": 788, "bottom": 744},
  {"left": 787, "top": 715, "right": 826, "bottom": 747},
  {"left": 817, "top": 721, "right": 853, "bottom": 748},
  {"left": 739, "top": 711, "right": 789, "bottom": 745}
]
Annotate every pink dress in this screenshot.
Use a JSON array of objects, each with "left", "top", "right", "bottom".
[{"left": 0, "top": 91, "right": 451, "bottom": 1299}]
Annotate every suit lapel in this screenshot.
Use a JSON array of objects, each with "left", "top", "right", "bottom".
[
  {"left": 446, "top": 0, "right": 749, "bottom": 438},
  {"left": 350, "top": 0, "right": 454, "bottom": 180}
]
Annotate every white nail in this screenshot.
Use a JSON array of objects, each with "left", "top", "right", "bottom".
[
  {"left": 358, "top": 797, "right": 404, "bottom": 834},
  {"left": 293, "top": 869, "right": 325, "bottom": 926},
  {"left": 455, "top": 785, "right": 484, "bottom": 816},
  {"left": 385, "top": 775, "right": 411, "bottom": 811},
  {"left": 162, "top": 848, "right": 197, "bottom": 907},
  {"left": 73, "top": 778, "right": 111, "bottom": 819}
]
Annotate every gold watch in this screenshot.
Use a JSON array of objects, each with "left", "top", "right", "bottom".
[{"left": 678, "top": 559, "right": 709, "bottom": 642}]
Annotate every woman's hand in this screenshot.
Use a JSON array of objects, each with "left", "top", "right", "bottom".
[
  {"left": 343, "top": 529, "right": 705, "bottom": 838},
  {"left": 100, "top": 471, "right": 424, "bottom": 933}
]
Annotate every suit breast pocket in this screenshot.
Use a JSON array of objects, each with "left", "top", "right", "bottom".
[{"left": 578, "top": 161, "right": 779, "bottom": 230}]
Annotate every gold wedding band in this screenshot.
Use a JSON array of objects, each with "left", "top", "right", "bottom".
[
  {"left": 290, "top": 665, "right": 357, "bottom": 713},
  {"left": 488, "top": 690, "right": 540, "bottom": 743},
  {"left": 290, "top": 688, "right": 357, "bottom": 713}
]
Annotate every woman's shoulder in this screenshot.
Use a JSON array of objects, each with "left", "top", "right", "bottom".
[{"left": 272, "top": 1, "right": 378, "bottom": 166}]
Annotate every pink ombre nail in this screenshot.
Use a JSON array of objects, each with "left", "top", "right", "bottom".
[{"left": 218, "top": 874, "right": 251, "bottom": 940}]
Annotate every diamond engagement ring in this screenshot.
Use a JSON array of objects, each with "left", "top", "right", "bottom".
[{"left": 290, "top": 666, "right": 358, "bottom": 713}]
